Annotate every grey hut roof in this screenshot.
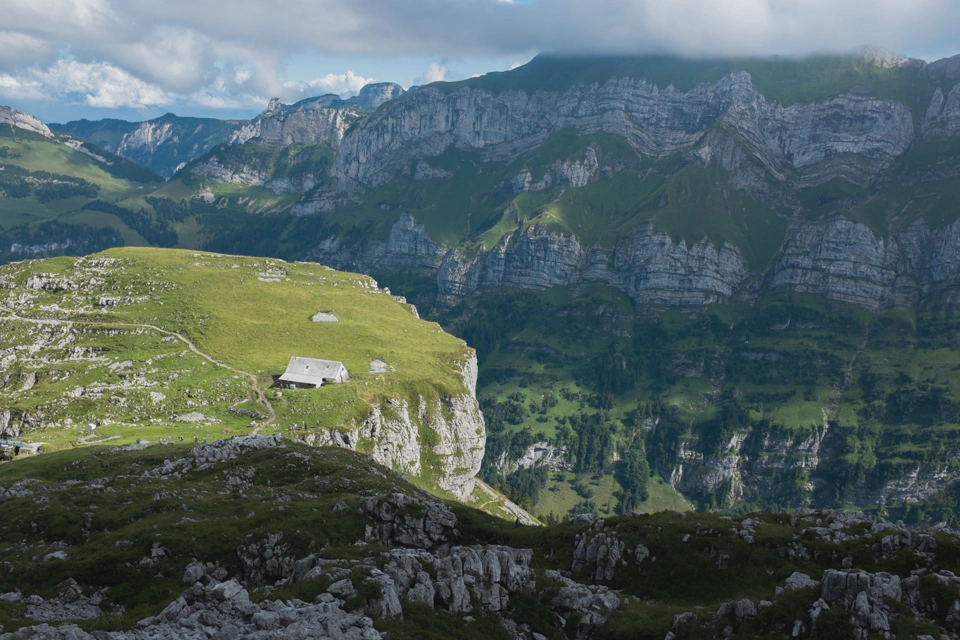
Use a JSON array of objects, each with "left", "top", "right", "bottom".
[{"left": 279, "top": 356, "right": 347, "bottom": 386}]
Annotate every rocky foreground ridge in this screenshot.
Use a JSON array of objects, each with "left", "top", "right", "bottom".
[{"left": 5, "top": 437, "right": 960, "bottom": 638}]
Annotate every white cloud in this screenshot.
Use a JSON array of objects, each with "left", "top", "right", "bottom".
[
  {"left": 0, "top": 31, "right": 55, "bottom": 69},
  {"left": 417, "top": 62, "right": 448, "bottom": 85},
  {"left": 0, "top": 60, "right": 171, "bottom": 108},
  {"left": 1, "top": 0, "right": 960, "bottom": 114},
  {"left": 289, "top": 70, "right": 375, "bottom": 98}
]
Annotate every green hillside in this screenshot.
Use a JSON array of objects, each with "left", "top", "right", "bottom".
[
  {"left": 0, "top": 247, "right": 481, "bottom": 501},
  {"left": 0, "top": 124, "right": 167, "bottom": 263}
]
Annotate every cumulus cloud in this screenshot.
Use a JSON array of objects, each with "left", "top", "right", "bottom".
[
  {"left": 0, "top": 60, "right": 171, "bottom": 108},
  {"left": 0, "top": 0, "right": 959, "bottom": 114},
  {"left": 289, "top": 70, "right": 376, "bottom": 99},
  {"left": 416, "top": 62, "right": 449, "bottom": 85}
]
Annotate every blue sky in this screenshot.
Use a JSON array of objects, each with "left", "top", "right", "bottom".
[{"left": 0, "top": 0, "right": 958, "bottom": 124}]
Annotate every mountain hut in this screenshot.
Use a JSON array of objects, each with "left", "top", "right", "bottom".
[{"left": 278, "top": 356, "right": 349, "bottom": 389}]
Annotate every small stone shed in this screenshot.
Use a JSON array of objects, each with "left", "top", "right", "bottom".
[{"left": 278, "top": 356, "right": 350, "bottom": 389}]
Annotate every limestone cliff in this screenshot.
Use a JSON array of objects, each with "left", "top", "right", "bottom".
[
  {"left": 771, "top": 215, "right": 960, "bottom": 310},
  {"left": 230, "top": 98, "right": 357, "bottom": 150},
  {"left": 332, "top": 70, "right": 916, "bottom": 190},
  {"left": 662, "top": 421, "right": 958, "bottom": 510},
  {"left": 307, "top": 354, "right": 486, "bottom": 501},
  {"left": 0, "top": 106, "right": 52, "bottom": 138}
]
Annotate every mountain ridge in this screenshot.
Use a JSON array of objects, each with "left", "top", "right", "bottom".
[{"left": 6, "top": 49, "right": 960, "bottom": 518}]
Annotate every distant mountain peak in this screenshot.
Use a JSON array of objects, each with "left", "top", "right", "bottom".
[{"left": 0, "top": 105, "right": 53, "bottom": 138}]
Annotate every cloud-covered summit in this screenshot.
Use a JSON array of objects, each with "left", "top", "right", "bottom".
[{"left": 0, "top": 0, "right": 958, "bottom": 119}]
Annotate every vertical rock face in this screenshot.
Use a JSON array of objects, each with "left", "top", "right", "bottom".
[
  {"left": 770, "top": 217, "right": 895, "bottom": 310},
  {"left": 922, "top": 83, "right": 960, "bottom": 138},
  {"left": 352, "top": 82, "right": 405, "bottom": 110},
  {"left": 0, "top": 106, "right": 53, "bottom": 138},
  {"left": 116, "top": 121, "right": 177, "bottom": 159},
  {"left": 614, "top": 226, "right": 749, "bottom": 305},
  {"left": 308, "top": 212, "right": 446, "bottom": 272},
  {"left": 384, "top": 213, "right": 444, "bottom": 269},
  {"left": 662, "top": 415, "right": 960, "bottom": 509},
  {"left": 771, "top": 215, "right": 960, "bottom": 309},
  {"left": 332, "top": 71, "right": 916, "bottom": 190},
  {"left": 231, "top": 100, "right": 356, "bottom": 149},
  {"left": 434, "top": 223, "right": 748, "bottom": 308},
  {"left": 311, "top": 355, "right": 485, "bottom": 501}
]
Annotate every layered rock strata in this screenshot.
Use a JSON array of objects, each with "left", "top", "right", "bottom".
[{"left": 306, "top": 356, "right": 485, "bottom": 501}]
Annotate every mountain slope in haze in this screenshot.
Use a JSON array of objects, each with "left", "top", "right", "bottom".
[
  {"left": 0, "top": 110, "right": 166, "bottom": 263},
  {"left": 49, "top": 82, "right": 406, "bottom": 177}
]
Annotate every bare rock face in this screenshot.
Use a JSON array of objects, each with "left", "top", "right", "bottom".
[
  {"left": 435, "top": 223, "right": 748, "bottom": 308},
  {"left": 0, "top": 105, "right": 53, "bottom": 137},
  {"left": 771, "top": 215, "right": 960, "bottom": 310},
  {"left": 332, "top": 71, "right": 915, "bottom": 190},
  {"left": 310, "top": 212, "right": 445, "bottom": 271},
  {"left": 361, "top": 493, "right": 459, "bottom": 549},
  {"left": 382, "top": 545, "right": 535, "bottom": 613},
  {"left": 116, "top": 121, "right": 177, "bottom": 161},
  {"left": 922, "top": 83, "right": 960, "bottom": 138},
  {"left": 572, "top": 530, "right": 626, "bottom": 582},
  {"left": 231, "top": 99, "right": 356, "bottom": 150},
  {"left": 144, "top": 434, "right": 285, "bottom": 479},
  {"left": 384, "top": 212, "right": 444, "bottom": 269},
  {"left": 310, "top": 354, "right": 485, "bottom": 501},
  {"left": 237, "top": 533, "right": 294, "bottom": 589},
  {"left": 352, "top": 82, "right": 405, "bottom": 111}
]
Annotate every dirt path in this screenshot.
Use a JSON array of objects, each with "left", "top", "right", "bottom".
[{"left": 0, "top": 307, "right": 277, "bottom": 429}]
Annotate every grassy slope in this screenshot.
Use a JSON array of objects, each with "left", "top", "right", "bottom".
[
  {"left": 0, "top": 127, "right": 159, "bottom": 251},
  {"left": 0, "top": 248, "right": 474, "bottom": 498}
]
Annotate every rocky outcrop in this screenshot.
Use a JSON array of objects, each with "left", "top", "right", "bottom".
[
  {"left": 308, "top": 355, "right": 485, "bottom": 501},
  {"left": 2, "top": 579, "right": 107, "bottom": 622},
  {"left": 436, "top": 223, "right": 748, "bottom": 307},
  {"left": 143, "top": 434, "right": 286, "bottom": 479},
  {"left": 352, "top": 83, "right": 405, "bottom": 111},
  {"left": 0, "top": 105, "right": 53, "bottom": 137},
  {"left": 513, "top": 146, "right": 603, "bottom": 191},
  {"left": 922, "top": 83, "right": 960, "bottom": 139},
  {"left": 496, "top": 441, "right": 570, "bottom": 476},
  {"left": 572, "top": 529, "right": 626, "bottom": 582},
  {"left": 771, "top": 214, "right": 960, "bottom": 310},
  {"left": 1, "top": 577, "right": 386, "bottom": 640},
  {"left": 190, "top": 157, "right": 270, "bottom": 187},
  {"left": 231, "top": 98, "right": 357, "bottom": 150},
  {"left": 237, "top": 533, "right": 294, "bottom": 589},
  {"left": 663, "top": 412, "right": 960, "bottom": 509},
  {"left": 361, "top": 493, "right": 459, "bottom": 549},
  {"left": 116, "top": 121, "right": 177, "bottom": 161},
  {"left": 384, "top": 212, "right": 444, "bottom": 268}
]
